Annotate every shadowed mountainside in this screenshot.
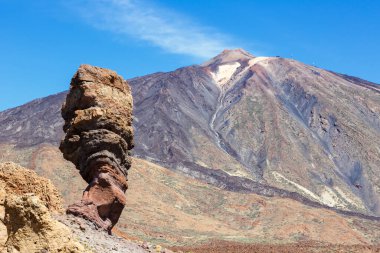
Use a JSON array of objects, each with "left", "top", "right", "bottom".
[{"left": 0, "top": 92, "right": 65, "bottom": 147}]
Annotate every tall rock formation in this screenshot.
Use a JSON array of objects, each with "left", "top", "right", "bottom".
[{"left": 59, "top": 64, "right": 134, "bottom": 232}]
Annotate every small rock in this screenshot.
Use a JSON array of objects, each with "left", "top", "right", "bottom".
[
  {"left": 141, "top": 241, "right": 150, "bottom": 250},
  {"left": 79, "top": 224, "right": 86, "bottom": 231}
]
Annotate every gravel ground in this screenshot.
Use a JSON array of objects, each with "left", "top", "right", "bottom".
[{"left": 57, "top": 214, "right": 150, "bottom": 253}]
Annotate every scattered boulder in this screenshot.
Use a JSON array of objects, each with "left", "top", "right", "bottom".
[{"left": 59, "top": 64, "right": 134, "bottom": 233}]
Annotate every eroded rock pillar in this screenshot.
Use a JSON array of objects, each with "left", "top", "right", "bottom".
[{"left": 59, "top": 64, "right": 133, "bottom": 233}]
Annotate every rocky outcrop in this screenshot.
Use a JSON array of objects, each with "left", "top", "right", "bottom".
[
  {"left": 2, "top": 194, "right": 85, "bottom": 253},
  {"left": 59, "top": 64, "right": 134, "bottom": 232},
  {"left": 0, "top": 162, "right": 63, "bottom": 213},
  {"left": 0, "top": 162, "right": 85, "bottom": 253}
]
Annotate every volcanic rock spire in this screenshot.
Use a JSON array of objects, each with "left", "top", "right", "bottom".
[{"left": 59, "top": 64, "right": 134, "bottom": 232}]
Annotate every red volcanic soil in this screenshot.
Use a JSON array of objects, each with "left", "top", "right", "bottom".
[{"left": 171, "top": 240, "right": 380, "bottom": 253}]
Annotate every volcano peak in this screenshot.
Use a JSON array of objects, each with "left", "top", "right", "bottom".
[{"left": 202, "top": 48, "right": 255, "bottom": 67}]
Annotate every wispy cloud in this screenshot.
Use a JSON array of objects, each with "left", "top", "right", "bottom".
[{"left": 68, "top": 0, "right": 236, "bottom": 59}]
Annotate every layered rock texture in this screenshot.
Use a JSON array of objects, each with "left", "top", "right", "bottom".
[
  {"left": 0, "top": 162, "right": 85, "bottom": 253},
  {"left": 59, "top": 64, "right": 134, "bottom": 232}
]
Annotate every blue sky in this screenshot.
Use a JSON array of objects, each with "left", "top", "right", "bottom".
[{"left": 0, "top": 0, "right": 379, "bottom": 111}]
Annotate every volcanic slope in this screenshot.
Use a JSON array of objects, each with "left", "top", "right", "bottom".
[
  {"left": 0, "top": 49, "right": 380, "bottom": 219},
  {"left": 130, "top": 49, "right": 380, "bottom": 217},
  {"left": 1, "top": 144, "right": 380, "bottom": 248}
]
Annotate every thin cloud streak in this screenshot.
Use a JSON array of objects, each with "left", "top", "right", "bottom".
[{"left": 71, "top": 0, "right": 236, "bottom": 59}]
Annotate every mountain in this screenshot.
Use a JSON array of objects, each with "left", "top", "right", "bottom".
[
  {"left": 115, "top": 48, "right": 380, "bottom": 216},
  {"left": 0, "top": 49, "right": 380, "bottom": 248}
]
